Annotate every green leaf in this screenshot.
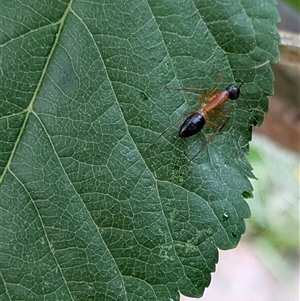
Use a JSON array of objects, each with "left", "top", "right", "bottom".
[{"left": 0, "top": 0, "right": 279, "bottom": 300}]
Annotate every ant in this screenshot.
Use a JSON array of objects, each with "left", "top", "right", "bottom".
[{"left": 148, "top": 61, "right": 269, "bottom": 166}]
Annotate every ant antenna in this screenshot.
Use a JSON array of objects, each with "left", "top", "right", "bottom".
[{"left": 238, "top": 60, "right": 270, "bottom": 89}]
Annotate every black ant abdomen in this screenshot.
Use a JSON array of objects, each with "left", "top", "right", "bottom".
[{"left": 179, "top": 112, "right": 206, "bottom": 138}]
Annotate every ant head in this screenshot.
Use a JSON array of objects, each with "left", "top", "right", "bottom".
[
  {"left": 225, "top": 69, "right": 249, "bottom": 100},
  {"left": 225, "top": 61, "right": 269, "bottom": 101},
  {"left": 226, "top": 61, "right": 270, "bottom": 100},
  {"left": 226, "top": 84, "right": 240, "bottom": 100}
]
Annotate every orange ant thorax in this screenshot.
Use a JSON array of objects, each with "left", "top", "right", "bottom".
[{"left": 201, "top": 90, "right": 230, "bottom": 113}]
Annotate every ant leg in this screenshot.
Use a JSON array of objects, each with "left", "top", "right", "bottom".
[
  {"left": 205, "top": 119, "right": 218, "bottom": 128},
  {"left": 205, "top": 72, "right": 223, "bottom": 100},
  {"left": 198, "top": 80, "right": 222, "bottom": 107},
  {"left": 165, "top": 85, "right": 206, "bottom": 93},
  {"left": 166, "top": 86, "right": 209, "bottom": 106},
  {"left": 199, "top": 90, "right": 207, "bottom": 105},
  {"left": 206, "top": 83, "right": 221, "bottom": 99}
]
